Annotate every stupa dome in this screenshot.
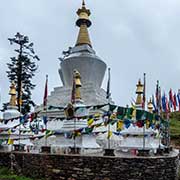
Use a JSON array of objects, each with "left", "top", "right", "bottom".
[{"left": 59, "top": 45, "right": 106, "bottom": 88}]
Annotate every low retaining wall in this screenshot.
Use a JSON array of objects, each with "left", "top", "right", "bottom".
[{"left": 0, "top": 151, "right": 179, "bottom": 180}]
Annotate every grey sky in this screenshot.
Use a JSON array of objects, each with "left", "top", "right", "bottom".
[{"left": 0, "top": 0, "right": 180, "bottom": 109}]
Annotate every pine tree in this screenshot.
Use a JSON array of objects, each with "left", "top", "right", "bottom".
[{"left": 6, "top": 32, "right": 40, "bottom": 114}]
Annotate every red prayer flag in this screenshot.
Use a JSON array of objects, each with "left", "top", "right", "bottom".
[
  {"left": 169, "top": 89, "right": 174, "bottom": 108},
  {"left": 173, "top": 93, "right": 177, "bottom": 111},
  {"left": 165, "top": 97, "right": 169, "bottom": 113}
]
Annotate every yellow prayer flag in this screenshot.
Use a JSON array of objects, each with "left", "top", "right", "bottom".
[
  {"left": 8, "top": 129, "right": 12, "bottom": 135},
  {"left": 107, "top": 131, "right": 113, "bottom": 139},
  {"left": 94, "top": 113, "right": 100, "bottom": 118},
  {"left": 117, "top": 121, "right": 124, "bottom": 131},
  {"left": 77, "top": 132, "right": 81, "bottom": 136},
  {"left": 110, "top": 113, "right": 116, "bottom": 120},
  {"left": 146, "top": 120, "right": 150, "bottom": 129},
  {"left": 8, "top": 139, "right": 14, "bottom": 145},
  {"left": 88, "top": 118, "right": 94, "bottom": 126},
  {"left": 132, "top": 109, "right": 136, "bottom": 119},
  {"left": 45, "top": 130, "right": 53, "bottom": 138}
]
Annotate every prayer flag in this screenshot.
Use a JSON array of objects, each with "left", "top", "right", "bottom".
[
  {"left": 8, "top": 129, "right": 12, "bottom": 135},
  {"left": 169, "top": 89, "right": 174, "bottom": 108},
  {"left": 8, "top": 138, "right": 14, "bottom": 145},
  {"left": 152, "top": 95, "right": 156, "bottom": 112},
  {"left": 162, "top": 93, "right": 166, "bottom": 112},
  {"left": 117, "top": 121, "right": 124, "bottom": 131},
  {"left": 155, "top": 81, "right": 162, "bottom": 114},
  {"left": 173, "top": 93, "right": 177, "bottom": 111},
  {"left": 88, "top": 118, "right": 94, "bottom": 126},
  {"left": 165, "top": 97, "right": 169, "bottom": 113},
  {"left": 177, "top": 90, "right": 180, "bottom": 111},
  {"left": 107, "top": 131, "right": 112, "bottom": 139},
  {"left": 43, "top": 116, "right": 48, "bottom": 125},
  {"left": 45, "top": 130, "right": 53, "bottom": 138}
]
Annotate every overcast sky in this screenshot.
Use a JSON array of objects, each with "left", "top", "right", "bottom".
[{"left": 0, "top": 0, "right": 180, "bottom": 109}]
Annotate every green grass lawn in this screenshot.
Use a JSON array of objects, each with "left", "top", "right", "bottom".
[
  {"left": 170, "top": 112, "right": 180, "bottom": 146},
  {"left": 0, "top": 167, "right": 35, "bottom": 180},
  {"left": 170, "top": 118, "right": 180, "bottom": 137}
]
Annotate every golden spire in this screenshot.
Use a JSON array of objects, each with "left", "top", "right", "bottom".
[
  {"left": 75, "top": 0, "right": 92, "bottom": 47},
  {"left": 82, "top": 0, "right": 85, "bottom": 7},
  {"left": 9, "top": 82, "right": 17, "bottom": 107},
  {"left": 135, "top": 79, "right": 144, "bottom": 106},
  {"left": 74, "top": 70, "right": 82, "bottom": 100},
  {"left": 147, "top": 98, "right": 153, "bottom": 113}
]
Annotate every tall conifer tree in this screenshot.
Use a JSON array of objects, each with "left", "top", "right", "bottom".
[{"left": 6, "top": 32, "right": 39, "bottom": 114}]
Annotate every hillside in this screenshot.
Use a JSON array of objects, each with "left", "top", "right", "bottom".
[{"left": 170, "top": 112, "right": 180, "bottom": 147}]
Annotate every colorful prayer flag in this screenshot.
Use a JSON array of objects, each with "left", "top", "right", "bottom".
[
  {"left": 169, "top": 88, "right": 174, "bottom": 108},
  {"left": 107, "top": 131, "right": 112, "bottom": 139},
  {"left": 173, "top": 93, "right": 177, "bottom": 111},
  {"left": 43, "top": 116, "right": 48, "bottom": 125},
  {"left": 162, "top": 93, "right": 166, "bottom": 112},
  {"left": 45, "top": 130, "right": 53, "bottom": 138},
  {"left": 8, "top": 138, "right": 14, "bottom": 145},
  {"left": 88, "top": 118, "right": 94, "bottom": 126},
  {"left": 177, "top": 90, "right": 180, "bottom": 111},
  {"left": 117, "top": 121, "right": 124, "bottom": 131},
  {"left": 152, "top": 95, "right": 156, "bottom": 112},
  {"left": 165, "top": 97, "right": 169, "bottom": 113}
]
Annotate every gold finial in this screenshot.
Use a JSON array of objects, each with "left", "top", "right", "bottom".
[
  {"left": 74, "top": 70, "right": 82, "bottom": 87},
  {"left": 136, "top": 79, "right": 143, "bottom": 94},
  {"left": 147, "top": 98, "right": 153, "bottom": 113},
  {"left": 135, "top": 79, "right": 144, "bottom": 106},
  {"left": 75, "top": 0, "right": 92, "bottom": 47},
  {"left": 82, "top": 0, "right": 85, "bottom": 7},
  {"left": 74, "top": 70, "right": 82, "bottom": 100},
  {"left": 9, "top": 82, "right": 17, "bottom": 106}
]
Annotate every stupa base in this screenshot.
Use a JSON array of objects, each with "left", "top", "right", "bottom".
[
  {"left": 103, "top": 149, "right": 115, "bottom": 156},
  {"left": 69, "top": 147, "right": 80, "bottom": 154},
  {"left": 41, "top": 146, "right": 51, "bottom": 153},
  {"left": 13, "top": 144, "right": 25, "bottom": 152},
  {"left": 156, "top": 148, "right": 164, "bottom": 155},
  {"left": 138, "top": 149, "right": 150, "bottom": 156}
]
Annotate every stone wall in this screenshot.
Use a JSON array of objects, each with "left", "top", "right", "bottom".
[{"left": 0, "top": 151, "right": 179, "bottom": 180}]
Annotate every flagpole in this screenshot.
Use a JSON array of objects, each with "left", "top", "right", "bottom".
[
  {"left": 45, "top": 108, "right": 48, "bottom": 146},
  {"left": 167, "top": 109, "right": 170, "bottom": 149},
  {"left": 74, "top": 117, "right": 76, "bottom": 151},
  {"left": 143, "top": 73, "right": 146, "bottom": 150},
  {"left": 71, "top": 71, "right": 76, "bottom": 152},
  {"left": 107, "top": 68, "right": 111, "bottom": 150},
  {"left": 165, "top": 94, "right": 170, "bottom": 149},
  {"left": 18, "top": 83, "right": 22, "bottom": 150},
  {"left": 44, "top": 75, "right": 48, "bottom": 147},
  {"left": 157, "top": 80, "right": 162, "bottom": 149}
]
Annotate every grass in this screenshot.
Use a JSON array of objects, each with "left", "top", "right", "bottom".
[
  {"left": 0, "top": 167, "right": 34, "bottom": 180},
  {"left": 170, "top": 112, "right": 180, "bottom": 147}
]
